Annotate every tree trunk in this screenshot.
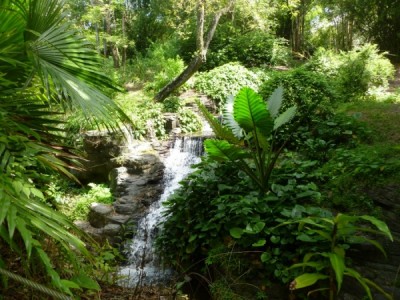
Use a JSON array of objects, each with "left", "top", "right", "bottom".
[
  {"left": 121, "top": 11, "right": 127, "bottom": 68},
  {"left": 154, "top": 0, "right": 235, "bottom": 102}
]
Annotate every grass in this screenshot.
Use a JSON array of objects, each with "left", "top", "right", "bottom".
[
  {"left": 321, "top": 98, "right": 400, "bottom": 214},
  {"left": 339, "top": 100, "right": 400, "bottom": 145}
]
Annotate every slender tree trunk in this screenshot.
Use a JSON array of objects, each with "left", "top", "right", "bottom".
[
  {"left": 154, "top": 0, "right": 235, "bottom": 102},
  {"left": 122, "top": 11, "right": 127, "bottom": 68},
  {"left": 103, "top": 16, "right": 108, "bottom": 57},
  {"left": 90, "top": 0, "right": 100, "bottom": 53}
]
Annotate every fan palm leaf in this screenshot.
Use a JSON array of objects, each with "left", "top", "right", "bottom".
[{"left": 0, "top": 0, "right": 128, "bottom": 295}]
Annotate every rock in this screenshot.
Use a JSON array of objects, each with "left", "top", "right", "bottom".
[
  {"left": 106, "top": 214, "right": 131, "bottom": 225},
  {"left": 103, "top": 223, "right": 122, "bottom": 236},
  {"left": 78, "top": 135, "right": 169, "bottom": 247},
  {"left": 79, "top": 130, "right": 126, "bottom": 182},
  {"left": 88, "top": 203, "right": 113, "bottom": 228},
  {"left": 163, "top": 113, "right": 179, "bottom": 133},
  {"left": 114, "top": 202, "right": 143, "bottom": 215},
  {"left": 74, "top": 220, "right": 105, "bottom": 242}
]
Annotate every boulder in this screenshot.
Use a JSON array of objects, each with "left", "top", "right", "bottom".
[{"left": 88, "top": 203, "right": 114, "bottom": 228}]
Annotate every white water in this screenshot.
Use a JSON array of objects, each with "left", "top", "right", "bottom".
[{"left": 118, "top": 136, "right": 202, "bottom": 287}]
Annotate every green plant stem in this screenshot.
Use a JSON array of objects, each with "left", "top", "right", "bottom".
[{"left": 330, "top": 222, "right": 338, "bottom": 300}]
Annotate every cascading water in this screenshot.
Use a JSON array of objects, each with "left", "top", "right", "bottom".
[{"left": 118, "top": 136, "right": 203, "bottom": 287}]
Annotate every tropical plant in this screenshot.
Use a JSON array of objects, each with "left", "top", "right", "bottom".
[
  {"left": 259, "top": 67, "right": 336, "bottom": 121},
  {"left": 195, "top": 63, "right": 265, "bottom": 108},
  {"left": 177, "top": 108, "right": 203, "bottom": 133},
  {"left": 197, "top": 86, "right": 296, "bottom": 196},
  {"left": 0, "top": 0, "right": 127, "bottom": 296},
  {"left": 305, "top": 45, "right": 395, "bottom": 102},
  {"left": 285, "top": 212, "right": 393, "bottom": 300}
]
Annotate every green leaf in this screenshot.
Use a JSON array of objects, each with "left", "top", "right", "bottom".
[
  {"left": 233, "top": 87, "right": 273, "bottom": 137},
  {"left": 230, "top": 227, "right": 244, "bottom": 239},
  {"left": 362, "top": 278, "right": 393, "bottom": 300},
  {"left": 289, "top": 261, "right": 325, "bottom": 271},
  {"left": 7, "top": 206, "right": 17, "bottom": 238},
  {"left": 245, "top": 221, "right": 265, "bottom": 234},
  {"left": 270, "top": 235, "right": 280, "bottom": 244},
  {"left": 348, "top": 236, "right": 387, "bottom": 257},
  {"left": 344, "top": 268, "right": 373, "bottom": 300},
  {"left": 273, "top": 105, "right": 297, "bottom": 130},
  {"left": 71, "top": 272, "right": 100, "bottom": 291},
  {"left": 0, "top": 197, "right": 10, "bottom": 225},
  {"left": 360, "top": 215, "right": 393, "bottom": 241},
  {"left": 261, "top": 252, "right": 271, "bottom": 262},
  {"left": 204, "top": 139, "right": 249, "bottom": 162},
  {"left": 196, "top": 99, "right": 240, "bottom": 144},
  {"left": 267, "top": 86, "right": 284, "bottom": 118},
  {"left": 222, "top": 95, "right": 244, "bottom": 138},
  {"left": 188, "top": 234, "right": 197, "bottom": 243},
  {"left": 328, "top": 249, "right": 345, "bottom": 292},
  {"left": 292, "top": 273, "right": 328, "bottom": 290},
  {"left": 16, "top": 220, "right": 33, "bottom": 258},
  {"left": 252, "top": 239, "right": 266, "bottom": 247},
  {"left": 60, "top": 279, "right": 81, "bottom": 290}
]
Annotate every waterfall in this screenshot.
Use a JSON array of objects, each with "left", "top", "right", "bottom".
[{"left": 118, "top": 136, "right": 202, "bottom": 287}]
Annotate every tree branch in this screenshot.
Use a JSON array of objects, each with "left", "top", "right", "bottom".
[{"left": 154, "top": 0, "right": 235, "bottom": 102}]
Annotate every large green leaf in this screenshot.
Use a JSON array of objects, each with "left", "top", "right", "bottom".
[
  {"left": 26, "top": 0, "right": 64, "bottom": 39},
  {"left": 292, "top": 273, "right": 328, "bottom": 290},
  {"left": 233, "top": 87, "right": 273, "bottom": 137},
  {"left": 204, "top": 139, "right": 249, "bottom": 162},
  {"left": 273, "top": 105, "right": 297, "bottom": 130},
  {"left": 222, "top": 95, "right": 244, "bottom": 138},
  {"left": 267, "top": 86, "right": 284, "bottom": 118}
]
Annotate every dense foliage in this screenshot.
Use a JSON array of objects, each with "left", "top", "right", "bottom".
[
  {"left": 2, "top": 0, "right": 400, "bottom": 298},
  {"left": 194, "top": 63, "right": 265, "bottom": 107},
  {"left": 157, "top": 83, "right": 397, "bottom": 299},
  {"left": 305, "top": 44, "right": 395, "bottom": 101}
]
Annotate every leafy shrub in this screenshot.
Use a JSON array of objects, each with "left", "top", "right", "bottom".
[
  {"left": 194, "top": 62, "right": 264, "bottom": 107},
  {"left": 233, "top": 30, "right": 291, "bottom": 67},
  {"left": 259, "top": 68, "right": 337, "bottom": 121},
  {"left": 285, "top": 210, "right": 392, "bottom": 299},
  {"left": 156, "top": 157, "right": 324, "bottom": 291},
  {"left": 163, "top": 96, "right": 182, "bottom": 113},
  {"left": 306, "top": 44, "right": 395, "bottom": 101},
  {"left": 177, "top": 108, "right": 202, "bottom": 133},
  {"left": 288, "top": 113, "right": 372, "bottom": 160},
  {"left": 156, "top": 159, "right": 256, "bottom": 264}
]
